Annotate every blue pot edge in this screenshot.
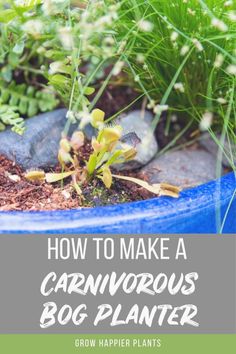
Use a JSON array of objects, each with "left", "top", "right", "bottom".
[{"left": 0, "top": 172, "right": 235, "bottom": 233}]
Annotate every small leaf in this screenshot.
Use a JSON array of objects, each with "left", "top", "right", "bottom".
[
  {"left": 102, "top": 166, "right": 112, "bottom": 188},
  {"left": 98, "top": 125, "right": 122, "bottom": 144},
  {"left": 122, "top": 146, "right": 137, "bottom": 161},
  {"left": 105, "top": 150, "right": 124, "bottom": 166},
  {"left": 159, "top": 183, "right": 182, "bottom": 198},
  {"left": 91, "top": 108, "right": 105, "bottom": 128},
  {"left": 72, "top": 174, "right": 82, "bottom": 195},
  {"left": 25, "top": 170, "right": 45, "bottom": 181},
  {"left": 0, "top": 9, "right": 17, "bottom": 23},
  {"left": 45, "top": 171, "right": 74, "bottom": 183},
  {"left": 112, "top": 174, "right": 181, "bottom": 198},
  {"left": 13, "top": 41, "right": 25, "bottom": 55},
  {"left": 87, "top": 153, "right": 97, "bottom": 175},
  {"left": 84, "top": 87, "right": 95, "bottom": 95}
]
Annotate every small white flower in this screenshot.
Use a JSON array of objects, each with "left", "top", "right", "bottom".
[
  {"left": 171, "top": 114, "right": 178, "bottom": 122},
  {"left": 147, "top": 100, "right": 155, "bottom": 109},
  {"left": 42, "top": 0, "right": 66, "bottom": 15},
  {"left": 226, "top": 64, "right": 236, "bottom": 75},
  {"left": 136, "top": 53, "right": 145, "bottom": 63},
  {"left": 137, "top": 19, "right": 153, "bottom": 32},
  {"left": 213, "top": 53, "right": 224, "bottom": 68},
  {"left": 224, "top": 1, "right": 233, "bottom": 7},
  {"left": 199, "top": 112, "right": 213, "bottom": 131},
  {"left": 228, "top": 11, "right": 236, "bottom": 21},
  {"left": 170, "top": 31, "right": 179, "bottom": 42},
  {"left": 48, "top": 61, "right": 64, "bottom": 75},
  {"left": 174, "top": 82, "right": 185, "bottom": 93},
  {"left": 104, "top": 36, "right": 115, "bottom": 45},
  {"left": 77, "top": 111, "right": 92, "bottom": 130},
  {"left": 37, "top": 46, "right": 46, "bottom": 55},
  {"left": 217, "top": 97, "right": 227, "bottom": 104},
  {"left": 58, "top": 27, "right": 74, "bottom": 50},
  {"left": 66, "top": 110, "right": 76, "bottom": 124},
  {"left": 211, "top": 18, "right": 228, "bottom": 32},
  {"left": 118, "top": 40, "right": 127, "bottom": 54},
  {"left": 134, "top": 75, "right": 140, "bottom": 82},
  {"left": 192, "top": 38, "right": 204, "bottom": 52},
  {"left": 180, "top": 45, "right": 190, "bottom": 56},
  {"left": 187, "top": 8, "right": 196, "bottom": 16},
  {"left": 113, "top": 61, "right": 124, "bottom": 76},
  {"left": 23, "top": 20, "right": 43, "bottom": 37},
  {"left": 153, "top": 104, "right": 169, "bottom": 115}
]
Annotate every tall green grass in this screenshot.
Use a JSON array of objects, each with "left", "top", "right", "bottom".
[{"left": 112, "top": 0, "right": 235, "bottom": 169}]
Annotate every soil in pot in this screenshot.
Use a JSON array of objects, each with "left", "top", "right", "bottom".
[
  {"left": 0, "top": 154, "right": 154, "bottom": 211},
  {"left": 0, "top": 84, "right": 232, "bottom": 211}
]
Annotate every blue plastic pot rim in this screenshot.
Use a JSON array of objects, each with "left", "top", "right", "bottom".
[{"left": 0, "top": 172, "right": 235, "bottom": 234}]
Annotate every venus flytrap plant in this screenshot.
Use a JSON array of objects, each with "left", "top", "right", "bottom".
[{"left": 25, "top": 108, "right": 181, "bottom": 198}]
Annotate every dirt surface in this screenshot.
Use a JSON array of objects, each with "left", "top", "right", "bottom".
[{"left": 0, "top": 155, "right": 153, "bottom": 211}]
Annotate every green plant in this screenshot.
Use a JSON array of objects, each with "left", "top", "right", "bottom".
[
  {"left": 0, "top": 0, "right": 101, "bottom": 132},
  {"left": 111, "top": 0, "right": 236, "bottom": 167},
  {"left": 0, "top": 0, "right": 60, "bottom": 133},
  {"left": 25, "top": 108, "right": 180, "bottom": 197},
  {"left": 0, "top": 103, "right": 25, "bottom": 134}
]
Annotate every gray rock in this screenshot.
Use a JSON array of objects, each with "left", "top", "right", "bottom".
[
  {"left": 199, "top": 133, "right": 236, "bottom": 168},
  {"left": 0, "top": 109, "right": 78, "bottom": 170},
  {"left": 114, "top": 110, "right": 158, "bottom": 170},
  {"left": 140, "top": 149, "right": 218, "bottom": 189},
  {"left": 0, "top": 108, "right": 157, "bottom": 171}
]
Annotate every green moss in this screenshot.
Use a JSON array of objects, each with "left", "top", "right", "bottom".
[{"left": 83, "top": 182, "right": 132, "bottom": 207}]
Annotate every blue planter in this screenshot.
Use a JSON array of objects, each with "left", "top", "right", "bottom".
[{"left": 0, "top": 172, "right": 235, "bottom": 234}]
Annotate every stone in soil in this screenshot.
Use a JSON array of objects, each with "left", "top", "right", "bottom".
[
  {"left": 0, "top": 109, "right": 78, "bottom": 170},
  {"left": 0, "top": 108, "right": 157, "bottom": 171},
  {"left": 199, "top": 133, "right": 236, "bottom": 168},
  {"left": 114, "top": 110, "right": 158, "bottom": 170},
  {"left": 140, "top": 148, "right": 218, "bottom": 189}
]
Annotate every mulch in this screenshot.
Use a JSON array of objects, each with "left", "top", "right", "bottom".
[{"left": 0, "top": 155, "right": 153, "bottom": 211}]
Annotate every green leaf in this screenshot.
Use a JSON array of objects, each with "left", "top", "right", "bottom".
[
  {"left": 87, "top": 154, "right": 97, "bottom": 175},
  {"left": 0, "top": 105, "right": 25, "bottom": 135},
  {"left": 112, "top": 174, "right": 181, "bottom": 198},
  {"left": 13, "top": 41, "right": 25, "bottom": 55},
  {"left": 84, "top": 87, "right": 95, "bottom": 95},
  {"left": 0, "top": 9, "right": 17, "bottom": 23},
  {"left": 105, "top": 150, "right": 124, "bottom": 166},
  {"left": 45, "top": 171, "right": 74, "bottom": 183},
  {"left": 1, "top": 66, "right": 12, "bottom": 82},
  {"left": 101, "top": 166, "right": 112, "bottom": 188},
  {"left": 0, "top": 80, "right": 58, "bottom": 123},
  {"left": 15, "top": 0, "right": 42, "bottom": 14}
]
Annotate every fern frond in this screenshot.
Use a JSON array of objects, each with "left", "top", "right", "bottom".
[
  {"left": 0, "top": 105, "right": 25, "bottom": 135},
  {"left": 0, "top": 80, "right": 59, "bottom": 134},
  {"left": 0, "top": 81, "right": 58, "bottom": 117}
]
